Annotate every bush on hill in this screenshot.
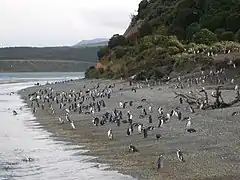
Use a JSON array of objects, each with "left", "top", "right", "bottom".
[{"left": 85, "top": 0, "right": 240, "bottom": 80}]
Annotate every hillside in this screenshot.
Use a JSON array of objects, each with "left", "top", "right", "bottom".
[
  {"left": 74, "top": 38, "right": 108, "bottom": 47},
  {"left": 85, "top": 0, "right": 240, "bottom": 80},
  {"left": 0, "top": 46, "right": 99, "bottom": 62}
]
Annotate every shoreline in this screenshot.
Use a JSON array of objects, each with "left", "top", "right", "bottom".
[{"left": 18, "top": 79, "right": 240, "bottom": 180}]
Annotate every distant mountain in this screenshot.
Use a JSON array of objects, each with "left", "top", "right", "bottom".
[{"left": 74, "top": 38, "right": 108, "bottom": 47}]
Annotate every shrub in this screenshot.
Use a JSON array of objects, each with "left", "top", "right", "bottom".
[
  {"left": 97, "top": 46, "right": 108, "bottom": 60},
  {"left": 192, "top": 28, "right": 218, "bottom": 45},
  {"left": 168, "top": 46, "right": 181, "bottom": 55},
  {"left": 139, "top": 21, "right": 153, "bottom": 37},
  {"left": 85, "top": 66, "right": 100, "bottom": 79},
  {"left": 219, "top": 31, "right": 234, "bottom": 41},
  {"left": 167, "top": 25, "right": 185, "bottom": 39},
  {"left": 108, "top": 34, "right": 128, "bottom": 49},
  {"left": 235, "top": 29, "right": 240, "bottom": 42},
  {"left": 214, "top": 28, "right": 225, "bottom": 38},
  {"left": 186, "top": 23, "right": 200, "bottom": 40},
  {"left": 114, "top": 46, "right": 127, "bottom": 59}
]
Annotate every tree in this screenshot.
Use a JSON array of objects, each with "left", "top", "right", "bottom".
[
  {"left": 139, "top": 21, "right": 153, "bottom": 37},
  {"left": 219, "top": 31, "right": 234, "bottom": 41},
  {"left": 192, "top": 29, "right": 218, "bottom": 45},
  {"left": 108, "top": 34, "right": 128, "bottom": 49},
  {"left": 114, "top": 47, "right": 127, "bottom": 59},
  {"left": 173, "top": 8, "right": 199, "bottom": 29},
  {"left": 186, "top": 22, "right": 200, "bottom": 40},
  {"left": 226, "top": 13, "right": 240, "bottom": 32},
  {"left": 97, "top": 46, "right": 108, "bottom": 60}
]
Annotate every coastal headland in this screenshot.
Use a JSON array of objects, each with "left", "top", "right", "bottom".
[{"left": 18, "top": 77, "right": 240, "bottom": 180}]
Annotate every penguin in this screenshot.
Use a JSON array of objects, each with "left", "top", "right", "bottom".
[
  {"left": 186, "top": 118, "right": 191, "bottom": 128},
  {"left": 129, "top": 144, "right": 138, "bottom": 152},
  {"left": 107, "top": 129, "right": 113, "bottom": 140},
  {"left": 12, "top": 110, "right": 18, "bottom": 116},
  {"left": 148, "top": 114, "right": 152, "bottom": 123},
  {"left": 232, "top": 111, "right": 240, "bottom": 116},
  {"left": 157, "top": 155, "right": 163, "bottom": 170},
  {"left": 177, "top": 111, "right": 182, "bottom": 120},
  {"left": 143, "top": 127, "right": 147, "bottom": 138},
  {"left": 179, "top": 97, "right": 183, "bottom": 104},
  {"left": 58, "top": 117, "right": 64, "bottom": 124},
  {"left": 156, "top": 134, "right": 161, "bottom": 140},
  {"left": 158, "top": 107, "right": 163, "bottom": 115},
  {"left": 119, "top": 101, "right": 123, "bottom": 108},
  {"left": 143, "top": 108, "right": 147, "bottom": 116},
  {"left": 70, "top": 121, "right": 76, "bottom": 130},
  {"left": 187, "top": 128, "right": 196, "bottom": 133},
  {"left": 127, "top": 128, "right": 131, "bottom": 136},
  {"left": 148, "top": 106, "right": 152, "bottom": 113},
  {"left": 129, "top": 101, "right": 133, "bottom": 106},
  {"left": 138, "top": 124, "right": 142, "bottom": 134},
  {"left": 93, "top": 117, "right": 99, "bottom": 126},
  {"left": 177, "top": 149, "right": 185, "bottom": 162},
  {"left": 189, "top": 106, "right": 195, "bottom": 113},
  {"left": 158, "top": 118, "right": 164, "bottom": 128}
]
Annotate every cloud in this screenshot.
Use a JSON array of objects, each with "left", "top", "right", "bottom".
[{"left": 0, "top": 0, "right": 141, "bottom": 47}]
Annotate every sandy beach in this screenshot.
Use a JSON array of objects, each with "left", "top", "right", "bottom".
[{"left": 18, "top": 78, "right": 240, "bottom": 180}]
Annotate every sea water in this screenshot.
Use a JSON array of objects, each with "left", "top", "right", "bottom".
[{"left": 0, "top": 73, "right": 135, "bottom": 180}]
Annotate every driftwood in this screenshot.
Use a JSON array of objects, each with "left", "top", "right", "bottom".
[{"left": 174, "top": 86, "right": 240, "bottom": 110}]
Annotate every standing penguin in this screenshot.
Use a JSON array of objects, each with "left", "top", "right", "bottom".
[
  {"left": 107, "top": 129, "right": 113, "bottom": 140},
  {"left": 177, "top": 149, "right": 185, "bottom": 162},
  {"left": 138, "top": 124, "right": 142, "bottom": 134},
  {"left": 148, "top": 106, "right": 152, "bottom": 113},
  {"left": 126, "top": 128, "right": 131, "bottom": 136},
  {"left": 158, "top": 118, "right": 164, "bottom": 128},
  {"left": 143, "top": 127, "right": 147, "bottom": 138},
  {"left": 149, "top": 114, "right": 152, "bottom": 123},
  {"left": 179, "top": 97, "right": 183, "bottom": 104},
  {"left": 70, "top": 121, "right": 76, "bottom": 130},
  {"left": 157, "top": 155, "right": 163, "bottom": 170},
  {"left": 186, "top": 118, "right": 191, "bottom": 128}
]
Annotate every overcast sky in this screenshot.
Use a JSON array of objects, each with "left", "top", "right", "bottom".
[{"left": 0, "top": 0, "right": 141, "bottom": 47}]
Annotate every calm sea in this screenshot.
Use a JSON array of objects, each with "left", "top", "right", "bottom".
[{"left": 0, "top": 72, "right": 135, "bottom": 180}]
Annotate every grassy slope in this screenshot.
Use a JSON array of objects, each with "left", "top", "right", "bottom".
[{"left": 85, "top": 0, "right": 240, "bottom": 80}]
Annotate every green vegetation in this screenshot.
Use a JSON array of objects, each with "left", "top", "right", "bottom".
[
  {"left": 0, "top": 46, "right": 99, "bottom": 62},
  {"left": 85, "top": 0, "right": 240, "bottom": 80}
]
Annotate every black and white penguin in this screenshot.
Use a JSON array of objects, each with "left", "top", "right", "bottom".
[
  {"left": 179, "top": 97, "right": 183, "bottom": 104},
  {"left": 129, "top": 144, "right": 138, "bottom": 152},
  {"left": 157, "top": 118, "right": 164, "bottom": 128},
  {"left": 177, "top": 149, "right": 185, "bottom": 162},
  {"left": 157, "top": 155, "right": 163, "bottom": 170},
  {"left": 127, "top": 128, "right": 131, "bottom": 136},
  {"left": 189, "top": 106, "right": 195, "bottom": 113},
  {"left": 156, "top": 134, "right": 161, "bottom": 140},
  {"left": 148, "top": 114, "right": 152, "bottom": 123},
  {"left": 107, "top": 129, "right": 113, "bottom": 140},
  {"left": 186, "top": 128, "right": 196, "bottom": 133},
  {"left": 129, "top": 101, "right": 133, "bottom": 106},
  {"left": 58, "top": 117, "right": 64, "bottom": 124},
  {"left": 12, "top": 110, "right": 17, "bottom": 116},
  {"left": 70, "top": 121, "right": 76, "bottom": 130},
  {"left": 143, "top": 127, "right": 147, "bottom": 138},
  {"left": 93, "top": 117, "right": 100, "bottom": 126},
  {"left": 138, "top": 124, "right": 142, "bottom": 134}
]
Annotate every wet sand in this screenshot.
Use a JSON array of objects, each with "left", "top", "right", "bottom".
[{"left": 18, "top": 79, "right": 240, "bottom": 180}]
